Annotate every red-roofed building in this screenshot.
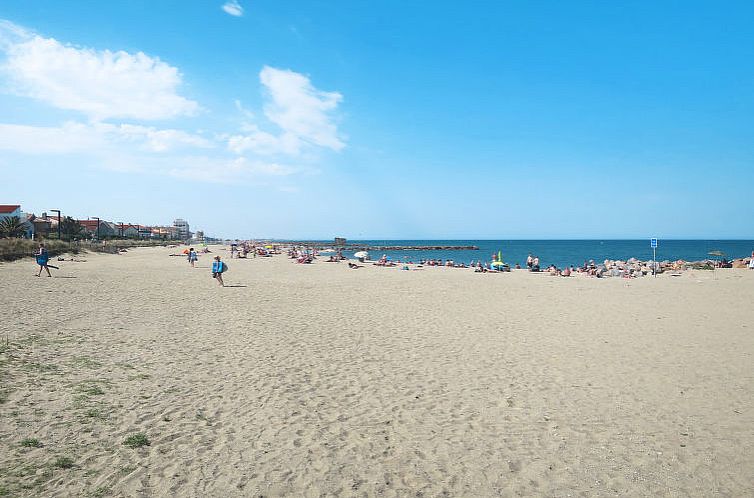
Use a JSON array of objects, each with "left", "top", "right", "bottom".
[
  {"left": 116, "top": 223, "right": 140, "bottom": 238},
  {"left": 0, "top": 205, "right": 31, "bottom": 238},
  {"left": 0, "top": 204, "right": 21, "bottom": 217},
  {"left": 77, "top": 219, "right": 116, "bottom": 238}
]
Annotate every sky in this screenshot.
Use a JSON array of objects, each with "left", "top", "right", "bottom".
[{"left": 0, "top": 1, "right": 752, "bottom": 239}]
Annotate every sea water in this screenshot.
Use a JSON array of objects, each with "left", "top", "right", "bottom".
[{"left": 327, "top": 240, "right": 754, "bottom": 268}]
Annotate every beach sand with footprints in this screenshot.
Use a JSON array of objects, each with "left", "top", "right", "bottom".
[{"left": 1, "top": 245, "right": 753, "bottom": 496}]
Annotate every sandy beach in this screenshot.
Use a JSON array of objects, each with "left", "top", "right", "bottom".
[{"left": 1, "top": 245, "right": 753, "bottom": 497}]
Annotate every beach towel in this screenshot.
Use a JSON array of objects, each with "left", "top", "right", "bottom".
[{"left": 36, "top": 250, "right": 49, "bottom": 266}]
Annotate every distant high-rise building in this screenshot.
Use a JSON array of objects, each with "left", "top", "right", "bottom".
[{"left": 173, "top": 218, "right": 190, "bottom": 239}]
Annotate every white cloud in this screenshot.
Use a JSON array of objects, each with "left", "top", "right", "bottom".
[
  {"left": 227, "top": 125, "right": 301, "bottom": 156},
  {"left": 112, "top": 124, "right": 212, "bottom": 152},
  {"left": 222, "top": 1, "right": 244, "bottom": 17},
  {"left": 0, "top": 122, "right": 211, "bottom": 154},
  {"left": 0, "top": 122, "right": 107, "bottom": 154},
  {"left": 260, "top": 66, "right": 344, "bottom": 150},
  {"left": 0, "top": 22, "right": 344, "bottom": 187},
  {"left": 228, "top": 66, "right": 345, "bottom": 156},
  {"left": 0, "top": 121, "right": 296, "bottom": 184},
  {"left": 169, "top": 156, "right": 295, "bottom": 183},
  {"left": 0, "top": 21, "right": 198, "bottom": 121}
]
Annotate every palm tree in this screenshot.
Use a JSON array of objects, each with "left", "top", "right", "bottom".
[{"left": 0, "top": 216, "right": 27, "bottom": 238}]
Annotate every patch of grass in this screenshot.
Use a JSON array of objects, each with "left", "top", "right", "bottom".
[
  {"left": 14, "top": 464, "right": 38, "bottom": 477},
  {"left": 123, "top": 433, "right": 150, "bottom": 449},
  {"left": 53, "top": 456, "right": 74, "bottom": 469},
  {"left": 84, "top": 408, "right": 105, "bottom": 419},
  {"left": 76, "top": 382, "right": 105, "bottom": 396},
  {"left": 23, "top": 362, "right": 59, "bottom": 374},
  {"left": 119, "top": 464, "right": 137, "bottom": 475},
  {"left": 128, "top": 373, "right": 151, "bottom": 381},
  {"left": 90, "top": 486, "right": 111, "bottom": 497},
  {"left": 70, "top": 357, "right": 102, "bottom": 369},
  {"left": 72, "top": 394, "right": 91, "bottom": 409},
  {"left": 20, "top": 437, "right": 42, "bottom": 448}
]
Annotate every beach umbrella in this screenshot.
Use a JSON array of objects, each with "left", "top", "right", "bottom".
[
  {"left": 354, "top": 251, "right": 368, "bottom": 259},
  {"left": 708, "top": 250, "right": 725, "bottom": 277}
]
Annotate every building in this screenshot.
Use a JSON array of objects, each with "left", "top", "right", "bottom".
[
  {"left": 21, "top": 212, "right": 41, "bottom": 238},
  {"left": 0, "top": 204, "right": 30, "bottom": 237},
  {"left": 151, "top": 226, "right": 178, "bottom": 239},
  {"left": 77, "top": 219, "right": 116, "bottom": 238},
  {"left": 173, "top": 218, "right": 190, "bottom": 240},
  {"left": 116, "top": 223, "right": 140, "bottom": 238},
  {"left": 0, "top": 204, "right": 21, "bottom": 221},
  {"left": 137, "top": 225, "right": 153, "bottom": 238}
]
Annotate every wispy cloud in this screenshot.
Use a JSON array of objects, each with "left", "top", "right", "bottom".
[
  {"left": 0, "top": 21, "right": 197, "bottom": 121},
  {"left": 0, "top": 21, "right": 345, "bottom": 187},
  {"left": 222, "top": 1, "right": 244, "bottom": 17},
  {"left": 228, "top": 66, "right": 345, "bottom": 156},
  {"left": 170, "top": 157, "right": 295, "bottom": 183},
  {"left": 0, "top": 122, "right": 211, "bottom": 154}
]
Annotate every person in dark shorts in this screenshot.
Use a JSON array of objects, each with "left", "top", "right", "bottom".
[
  {"left": 35, "top": 243, "right": 52, "bottom": 277},
  {"left": 211, "top": 256, "right": 226, "bottom": 286},
  {"left": 187, "top": 248, "right": 198, "bottom": 267}
]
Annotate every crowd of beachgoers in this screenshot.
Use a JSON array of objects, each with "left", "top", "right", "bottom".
[{"left": 217, "top": 243, "right": 754, "bottom": 278}]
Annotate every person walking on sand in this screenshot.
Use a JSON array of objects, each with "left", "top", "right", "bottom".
[
  {"left": 187, "top": 247, "right": 198, "bottom": 268},
  {"left": 35, "top": 243, "right": 52, "bottom": 277},
  {"left": 211, "top": 256, "right": 227, "bottom": 286}
]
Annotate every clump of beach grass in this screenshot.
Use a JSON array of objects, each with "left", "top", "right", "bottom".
[
  {"left": 90, "top": 485, "right": 112, "bottom": 497},
  {"left": 0, "top": 237, "right": 181, "bottom": 262},
  {"left": 76, "top": 382, "right": 105, "bottom": 396},
  {"left": 20, "top": 437, "right": 43, "bottom": 448},
  {"left": 123, "top": 433, "right": 150, "bottom": 449},
  {"left": 53, "top": 456, "right": 75, "bottom": 469},
  {"left": 69, "top": 357, "right": 102, "bottom": 369}
]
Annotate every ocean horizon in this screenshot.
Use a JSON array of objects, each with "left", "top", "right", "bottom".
[{"left": 280, "top": 239, "right": 754, "bottom": 268}]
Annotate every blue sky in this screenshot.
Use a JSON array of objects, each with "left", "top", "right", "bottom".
[{"left": 0, "top": 1, "right": 752, "bottom": 239}]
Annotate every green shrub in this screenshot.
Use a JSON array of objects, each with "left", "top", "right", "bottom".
[
  {"left": 20, "top": 438, "right": 42, "bottom": 448},
  {"left": 123, "top": 433, "right": 150, "bottom": 449},
  {"left": 54, "top": 456, "right": 74, "bottom": 469}
]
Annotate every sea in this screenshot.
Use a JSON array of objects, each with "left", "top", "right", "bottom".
[{"left": 307, "top": 240, "right": 754, "bottom": 268}]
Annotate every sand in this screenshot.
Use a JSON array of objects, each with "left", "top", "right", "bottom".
[{"left": 1, "top": 245, "right": 753, "bottom": 497}]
